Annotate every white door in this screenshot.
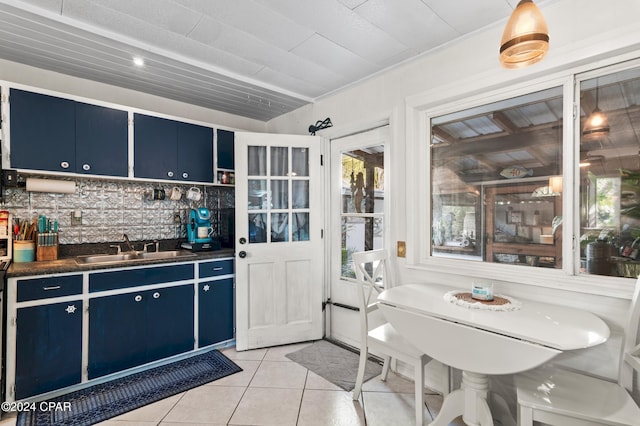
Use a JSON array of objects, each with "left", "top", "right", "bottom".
[
  {"left": 328, "top": 126, "right": 388, "bottom": 348},
  {"left": 235, "top": 132, "right": 325, "bottom": 350}
]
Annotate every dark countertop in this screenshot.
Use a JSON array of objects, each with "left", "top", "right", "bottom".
[{"left": 7, "top": 246, "right": 235, "bottom": 278}]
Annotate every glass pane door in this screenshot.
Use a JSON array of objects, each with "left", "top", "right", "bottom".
[
  {"left": 329, "top": 126, "right": 388, "bottom": 348},
  {"left": 234, "top": 131, "right": 324, "bottom": 351}
]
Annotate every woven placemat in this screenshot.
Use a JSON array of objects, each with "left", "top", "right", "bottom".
[
  {"left": 444, "top": 290, "right": 522, "bottom": 311},
  {"left": 453, "top": 292, "right": 510, "bottom": 305}
]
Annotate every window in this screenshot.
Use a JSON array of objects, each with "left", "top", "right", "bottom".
[
  {"left": 579, "top": 67, "right": 640, "bottom": 279},
  {"left": 430, "top": 87, "right": 563, "bottom": 268},
  {"left": 426, "top": 61, "right": 640, "bottom": 283}
]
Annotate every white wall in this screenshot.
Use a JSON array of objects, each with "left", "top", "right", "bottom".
[
  {"left": 267, "top": 0, "right": 640, "bottom": 410},
  {"left": 0, "top": 58, "right": 267, "bottom": 132}
]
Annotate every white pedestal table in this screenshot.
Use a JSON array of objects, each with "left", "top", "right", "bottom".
[{"left": 377, "top": 284, "right": 610, "bottom": 426}]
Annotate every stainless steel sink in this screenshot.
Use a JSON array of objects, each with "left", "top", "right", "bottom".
[
  {"left": 138, "top": 250, "right": 196, "bottom": 260},
  {"left": 75, "top": 250, "right": 196, "bottom": 265},
  {"left": 75, "top": 253, "right": 140, "bottom": 264}
]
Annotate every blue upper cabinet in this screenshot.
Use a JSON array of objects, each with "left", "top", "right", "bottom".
[
  {"left": 217, "top": 129, "right": 234, "bottom": 170},
  {"left": 75, "top": 101, "right": 128, "bottom": 176},
  {"left": 10, "top": 89, "right": 129, "bottom": 177},
  {"left": 10, "top": 89, "right": 76, "bottom": 172},
  {"left": 133, "top": 114, "right": 177, "bottom": 180},
  {"left": 177, "top": 121, "right": 214, "bottom": 182},
  {"left": 134, "top": 113, "right": 213, "bottom": 182}
]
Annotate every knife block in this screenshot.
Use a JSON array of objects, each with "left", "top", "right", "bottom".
[{"left": 36, "top": 232, "right": 59, "bottom": 261}]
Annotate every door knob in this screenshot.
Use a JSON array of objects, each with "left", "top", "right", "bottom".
[
  {"left": 239, "top": 237, "right": 247, "bottom": 244},
  {"left": 239, "top": 251, "right": 247, "bottom": 258}
]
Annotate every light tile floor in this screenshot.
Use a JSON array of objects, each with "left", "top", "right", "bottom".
[{"left": 0, "top": 342, "right": 466, "bottom": 425}]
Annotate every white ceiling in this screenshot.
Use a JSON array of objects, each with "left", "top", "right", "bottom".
[{"left": 0, "top": 0, "right": 553, "bottom": 121}]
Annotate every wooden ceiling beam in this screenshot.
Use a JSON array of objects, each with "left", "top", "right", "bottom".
[
  {"left": 432, "top": 131, "right": 559, "bottom": 159},
  {"left": 432, "top": 127, "right": 456, "bottom": 145},
  {"left": 491, "top": 111, "right": 518, "bottom": 134},
  {"left": 351, "top": 150, "right": 384, "bottom": 168}
]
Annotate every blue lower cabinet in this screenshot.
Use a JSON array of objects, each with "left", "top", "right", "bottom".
[
  {"left": 198, "top": 278, "right": 234, "bottom": 347},
  {"left": 146, "top": 285, "right": 195, "bottom": 362},
  {"left": 88, "top": 285, "right": 194, "bottom": 379},
  {"left": 15, "top": 300, "right": 83, "bottom": 400},
  {"left": 88, "top": 291, "right": 148, "bottom": 379}
]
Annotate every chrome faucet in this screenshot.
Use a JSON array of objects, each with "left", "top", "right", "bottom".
[
  {"left": 144, "top": 240, "right": 159, "bottom": 252},
  {"left": 122, "top": 233, "right": 135, "bottom": 252}
]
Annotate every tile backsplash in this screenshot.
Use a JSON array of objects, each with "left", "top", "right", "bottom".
[{"left": 2, "top": 175, "right": 234, "bottom": 244}]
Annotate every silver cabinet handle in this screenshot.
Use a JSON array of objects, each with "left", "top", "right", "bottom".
[
  {"left": 82, "top": 163, "right": 90, "bottom": 171},
  {"left": 134, "top": 295, "right": 143, "bottom": 302},
  {"left": 182, "top": 172, "right": 189, "bottom": 179},
  {"left": 213, "top": 267, "right": 223, "bottom": 271},
  {"left": 167, "top": 171, "right": 174, "bottom": 178},
  {"left": 43, "top": 286, "right": 61, "bottom": 291},
  {"left": 60, "top": 161, "right": 70, "bottom": 169},
  {"left": 153, "top": 292, "right": 160, "bottom": 299}
]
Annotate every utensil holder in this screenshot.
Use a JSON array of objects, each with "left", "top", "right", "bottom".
[{"left": 14, "top": 240, "right": 35, "bottom": 263}]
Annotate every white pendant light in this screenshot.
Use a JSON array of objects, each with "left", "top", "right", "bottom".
[{"left": 500, "top": 0, "right": 549, "bottom": 69}]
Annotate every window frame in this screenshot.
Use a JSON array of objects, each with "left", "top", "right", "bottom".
[{"left": 405, "top": 57, "right": 640, "bottom": 300}]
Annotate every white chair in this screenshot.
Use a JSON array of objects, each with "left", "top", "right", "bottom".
[
  {"left": 515, "top": 276, "right": 640, "bottom": 425},
  {"left": 351, "top": 249, "right": 449, "bottom": 426}
]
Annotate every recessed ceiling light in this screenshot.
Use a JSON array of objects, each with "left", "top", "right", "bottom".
[{"left": 133, "top": 57, "right": 145, "bottom": 67}]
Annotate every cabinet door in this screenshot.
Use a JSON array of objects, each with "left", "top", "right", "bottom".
[
  {"left": 217, "top": 129, "right": 235, "bottom": 170},
  {"left": 198, "top": 278, "right": 234, "bottom": 347},
  {"left": 10, "top": 89, "right": 76, "bottom": 172},
  {"left": 146, "top": 285, "right": 194, "bottom": 362},
  {"left": 88, "top": 291, "right": 147, "bottom": 379},
  {"left": 177, "top": 122, "right": 213, "bottom": 182},
  {"left": 15, "top": 300, "right": 82, "bottom": 400},
  {"left": 76, "top": 102, "right": 128, "bottom": 176},
  {"left": 133, "top": 113, "right": 178, "bottom": 180}
]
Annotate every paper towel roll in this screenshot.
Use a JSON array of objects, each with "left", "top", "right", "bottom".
[{"left": 26, "top": 178, "right": 76, "bottom": 194}]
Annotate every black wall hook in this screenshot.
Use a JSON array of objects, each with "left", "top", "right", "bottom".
[{"left": 308, "top": 117, "right": 333, "bottom": 135}]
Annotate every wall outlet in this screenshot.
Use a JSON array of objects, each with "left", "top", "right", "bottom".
[
  {"left": 397, "top": 241, "right": 406, "bottom": 258},
  {"left": 2, "top": 169, "right": 17, "bottom": 187},
  {"left": 71, "top": 210, "right": 82, "bottom": 226}
]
